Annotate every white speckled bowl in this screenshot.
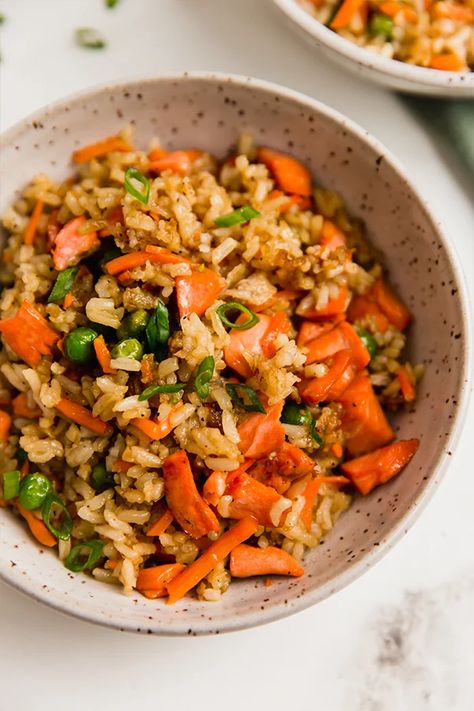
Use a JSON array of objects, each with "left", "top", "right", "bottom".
[
  {"left": 0, "top": 73, "right": 471, "bottom": 635},
  {"left": 271, "top": 0, "right": 474, "bottom": 97}
]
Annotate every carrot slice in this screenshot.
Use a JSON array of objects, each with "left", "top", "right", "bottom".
[
  {"left": 0, "top": 410, "right": 12, "bottom": 441},
  {"left": 305, "top": 321, "right": 370, "bottom": 369},
  {"left": 52, "top": 216, "right": 99, "bottom": 271},
  {"left": 0, "top": 300, "right": 60, "bottom": 367},
  {"left": 300, "top": 475, "right": 350, "bottom": 529},
  {"left": 99, "top": 206, "right": 124, "bottom": 238},
  {"left": 238, "top": 401, "right": 285, "bottom": 458},
  {"left": 93, "top": 335, "right": 116, "bottom": 375},
  {"left": 166, "top": 516, "right": 259, "bottom": 604},
  {"left": 346, "top": 293, "right": 390, "bottom": 333},
  {"left": 341, "top": 439, "right": 419, "bottom": 495},
  {"left": 379, "top": 1, "right": 418, "bottom": 21},
  {"left": 146, "top": 508, "right": 174, "bottom": 537},
  {"left": 299, "top": 349, "right": 356, "bottom": 404},
  {"left": 372, "top": 279, "right": 411, "bottom": 332},
  {"left": 203, "top": 460, "right": 255, "bottom": 506},
  {"left": 149, "top": 150, "right": 192, "bottom": 175},
  {"left": 175, "top": 269, "right": 225, "bottom": 318},
  {"left": 297, "top": 287, "right": 349, "bottom": 320},
  {"left": 16, "top": 502, "right": 57, "bottom": 547},
  {"left": 429, "top": 53, "right": 465, "bottom": 72},
  {"left": 253, "top": 289, "right": 301, "bottom": 313},
  {"left": 397, "top": 365, "right": 415, "bottom": 402},
  {"left": 297, "top": 319, "right": 339, "bottom": 347},
  {"left": 319, "top": 220, "right": 347, "bottom": 251},
  {"left": 224, "top": 314, "right": 272, "bottom": 378},
  {"left": 12, "top": 393, "right": 41, "bottom": 419},
  {"left": 257, "top": 147, "right": 312, "bottom": 197},
  {"left": 249, "top": 443, "right": 314, "bottom": 495},
  {"left": 226, "top": 471, "right": 289, "bottom": 527},
  {"left": 105, "top": 248, "right": 187, "bottom": 275},
  {"left": 432, "top": 2, "right": 474, "bottom": 21},
  {"left": 163, "top": 450, "right": 220, "bottom": 539},
  {"left": 336, "top": 371, "right": 395, "bottom": 456},
  {"left": 136, "top": 563, "right": 184, "bottom": 599},
  {"left": 23, "top": 200, "right": 44, "bottom": 246},
  {"left": 72, "top": 135, "right": 132, "bottom": 164},
  {"left": 331, "top": 0, "right": 366, "bottom": 28},
  {"left": 261, "top": 311, "right": 292, "bottom": 357},
  {"left": 130, "top": 404, "right": 183, "bottom": 441},
  {"left": 56, "top": 397, "right": 112, "bottom": 436},
  {"left": 230, "top": 544, "right": 304, "bottom": 578}
]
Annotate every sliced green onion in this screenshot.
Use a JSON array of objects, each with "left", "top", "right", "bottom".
[
  {"left": 0, "top": 13, "right": 6, "bottom": 25},
  {"left": 105, "top": 0, "right": 120, "bottom": 8},
  {"left": 19, "top": 473, "right": 52, "bottom": 510},
  {"left": 41, "top": 493, "right": 73, "bottom": 541},
  {"left": 75, "top": 27, "right": 106, "bottom": 49},
  {"left": 125, "top": 167, "right": 150, "bottom": 205},
  {"left": 146, "top": 300, "right": 169, "bottom": 356},
  {"left": 309, "top": 419, "right": 324, "bottom": 446},
  {"left": 65, "top": 539, "right": 104, "bottom": 572},
  {"left": 194, "top": 355, "right": 214, "bottom": 399},
  {"left": 216, "top": 301, "right": 259, "bottom": 330},
  {"left": 48, "top": 266, "right": 80, "bottom": 303},
  {"left": 225, "top": 383, "right": 266, "bottom": 414},
  {"left": 369, "top": 13, "right": 394, "bottom": 40},
  {"left": 281, "top": 400, "right": 311, "bottom": 427},
  {"left": 138, "top": 383, "right": 185, "bottom": 401},
  {"left": 91, "top": 463, "right": 115, "bottom": 492},
  {"left": 356, "top": 327, "right": 377, "bottom": 359},
  {"left": 215, "top": 205, "right": 260, "bottom": 228},
  {"left": 3, "top": 470, "right": 20, "bottom": 501}
]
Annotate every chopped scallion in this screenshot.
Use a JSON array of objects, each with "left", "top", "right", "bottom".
[
  {"left": 41, "top": 493, "right": 73, "bottom": 541},
  {"left": 194, "top": 355, "right": 214, "bottom": 399},
  {"left": 216, "top": 301, "right": 259, "bottom": 330},
  {"left": 3, "top": 470, "right": 20, "bottom": 501},
  {"left": 48, "top": 266, "right": 79, "bottom": 303},
  {"left": 138, "top": 382, "right": 185, "bottom": 400},
  {"left": 65, "top": 539, "right": 104, "bottom": 572},
  {"left": 146, "top": 300, "right": 169, "bottom": 356},
  {"left": 215, "top": 205, "right": 260, "bottom": 228},
  {"left": 75, "top": 27, "right": 106, "bottom": 49},
  {"left": 225, "top": 383, "right": 266, "bottom": 413},
  {"left": 124, "top": 167, "right": 150, "bottom": 204}
]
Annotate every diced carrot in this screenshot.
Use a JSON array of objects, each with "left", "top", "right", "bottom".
[
  {"left": 257, "top": 147, "right": 312, "bottom": 197},
  {"left": 149, "top": 150, "right": 192, "bottom": 175},
  {"left": 226, "top": 471, "right": 289, "bottom": 527},
  {"left": 253, "top": 289, "right": 301, "bottom": 313},
  {"left": 16, "top": 502, "right": 57, "bottom": 547},
  {"left": 117, "top": 270, "right": 133, "bottom": 286},
  {"left": 336, "top": 371, "right": 395, "bottom": 456},
  {"left": 98, "top": 206, "right": 124, "bottom": 238},
  {"left": 224, "top": 314, "right": 272, "bottom": 378},
  {"left": 0, "top": 410, "right": 12, "bottom": 441},
  {"left": 299, "top": 349, "right": 356, "bottom": 404},
  {"left": 163, "top": 450, "right": 219, "bottom": 539},
  {"left": 23, "top": 200, "right": 44, "bottom": 246},
  {"left": 72, "top": 135, "right": 132, "bottom": 164},
  {"left": 261, "top": 311, "right": 292, "bottom": 357},
  {"left": 347, "top": 293, "right": 390, "bottom": 333},
  {"left": 136, "top": 563, "right": 184, "bottom": 599},
  {"left": 105, "top": 248, "right": 187, "bottom": 275},
  {"left": 331, "top": 0, "right": 366, "bottom": 28},
  {"left": 238, "top": 401, "right": 285, "bottom": 458},
  {"left": 130, "top": 404, "right": 183, "bottom": 441},
  {"left": 175, "top": 269, "right": 225, "bottom": 318},
  {"left": 332, "top": 442, "right": 343, "bottom": 458},
  {"left": 145, "top": 244, "right": 193, "bottom": 263},
  {"left": 56, "top": 397, "right": 112, "bottom": 436},
  {"left": 341, "top": 439, "right": 419, "bottom": 495},
  {"left": 47, "top": 209, "right": 60, "bottom": 249},
  {"left": 12, "top": 393, "right": 41, "bottom": 419},
  {"left": 301, "top": 475, "right": 350, "bottom": 528},
  {"left": 372, "top": 279, "right": 411, "bottom": 331},
  {"left": 297, "top": 287, "right": 349, "bottom": 320},
  {"left": 166, "top": 516, "right": 258, "bottom": 604},
  {"left": 230, "top": 544, "right": 304, "bottom": 578},
  {"left": 52, "top": 216, "right": 99, "bottom": 271},
  {"left": 249, "top": 443, "right": 315, "bottom": 495},
  {"left": 297, "top": 319, "right": 339, "bottom": 347},
  {"left": 93, "top": 335, "right": 116, "bottom": 375},
  {"left": 305, "top": 321, "right": 370, "bottom": 369},
  {"left": 146, "top": 508, "right": 174, "bottom": 537},
  {"left": 268, "top": 190, "right": 311, "bottom": 212},
  {"left": 148, "top": 147, "right": 168, "bottom": 161},
  {"left": 320, "top": 220, "right": 347, "bottom": 251},
  {"left": 432, "top": 2, "right": 474, "bottom": 21},
  {"left": 114, "top": 459, "right": 132, "bottom": 473},
  {"left": 379, "top": 1, "right": 418, "bottom": 21},
  {"left": 203, "top": 459, "right": 255, "bottom": 506},
  {"left": 0, "top": 300, "right": 60, "bottom": 367},
  {"left": 63, "top": 293, "right": 74, "bottom": 310},
  {"left": 429, "top": 53, "right": 465, "bottom": 71},
  {"left": 397, "top": 365, "right": 416, "bottom": 402}
]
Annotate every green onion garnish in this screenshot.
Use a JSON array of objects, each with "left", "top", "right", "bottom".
[
  {"left": 91, "top": 463, "right": 115, "bottom": 492},
  {"left": 41, "top": 493, "right": 73, "bottom": 541},
  {"left": 138, "top": 383, "right": 185, "bottom": 401},
  {"left": 355, "top": 327, "right": 377, "bottom": 360},
  {"left": 281, "top": 400, "right": 311, "bottom": 427},
  {"left": 75, "top": 27, "right": 107, "bottom": 49},
  {"left": 309, "top": 419, "right": 324, "bottom": 446},
  {"left": 369, "top": 14, "right": 394, "bottom": 40},
  {"left": 48, "top": 266, "right": 79, "bottom": 303},
  {"left": 194, "top": 355, "right": 214, "bottom": 399},
  {"left": 146, "top": 300, "right": 169, "bottom": 356},
  {"left": 216, "top": 301, "right": 259, "bottom": 330},
  {"left": 19, "top": 473, "right": 52, "bottom": 511},
  {"left": 105, "top": 0, "right": 120, "bottom": 8},
  {"left": 0, "top": 13, "right": 6, "bottom": 24},
  {"left": 124, "top": 167, "right": 150, "bottom": 205},
  {"left": 65, "top": 539, "right": 104, "bottom": 572},
  {"left": 3, "top": 470, "right": 20, "bottom": 501},
  {"left": 215, "top": 205, "right": 260, "bottom": 228},
  {"left": 225, "top": 383, "right": 266, "bottom": 414}
]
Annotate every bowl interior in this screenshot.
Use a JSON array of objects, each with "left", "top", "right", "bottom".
[{"left": 0, "top": 75, "right": 468, "bottom": 634}]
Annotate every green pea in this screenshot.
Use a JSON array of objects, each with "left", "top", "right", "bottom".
[
  {"left": 65, "top": 327, "right": 98, "bottom": 364},
  {"left": 369, "top": 13, "right": 393, "bottom": 39},
  {"left": 117, "top": 309, "right": 149, "bottom": 340},
  {"left": 91, "top": 463, "right": 115, "bottom": 492},
  {"left": 18, "top": 473, "right": 52, "bottom": 510},
  {"left": 356, "top": 328, "right": 377, "bottom": 360},
  {"left": 111, "top": 338, "right": 143, "bottom": 360}
]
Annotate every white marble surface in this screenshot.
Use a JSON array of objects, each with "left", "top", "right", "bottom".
[{"left": 0, "top": 1, "right": 473, "bottom": 709}]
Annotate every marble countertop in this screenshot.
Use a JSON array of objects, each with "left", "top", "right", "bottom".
[{"left": 0, "top": 2, "right": 473, "bottom": 709}]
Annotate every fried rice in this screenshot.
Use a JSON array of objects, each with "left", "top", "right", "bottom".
[{"left": 0, "top": 130, "right": 423, "bottom": 604}]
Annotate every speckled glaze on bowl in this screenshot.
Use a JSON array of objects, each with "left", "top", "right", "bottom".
[
  {"left": 271, "top": 0, "right": 474, "bottom": 97},
  {"left": 0, "top": 73, "right": 471, "bottom": 635}
]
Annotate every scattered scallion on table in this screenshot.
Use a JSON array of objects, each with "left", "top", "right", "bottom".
[
  {"left": 75, "top": 27, "right": 107, "bottom": 50},
  {"left": 105, "top": 0, "right": 121, "bottom": 8},
  {"left": 41, "top": 493, "right": 73, "bottom": 541}
]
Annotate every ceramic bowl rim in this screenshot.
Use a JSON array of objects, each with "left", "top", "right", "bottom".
[
  {"left": 0, "top": 71, "right": 472, "bottom": 635},
  {"left": 271, "top": 0, "right": 474, "bottom": 92}
]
